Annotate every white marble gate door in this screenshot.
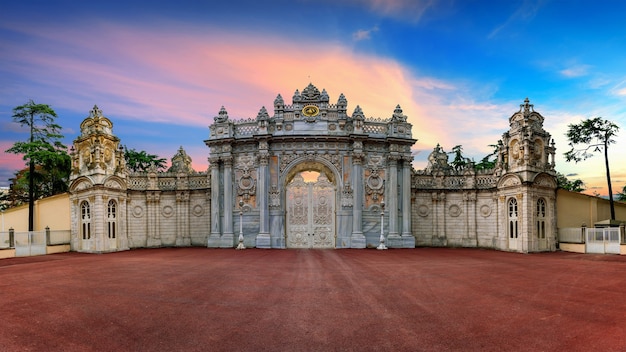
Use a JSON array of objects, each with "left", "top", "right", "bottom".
[{"left": 286, "top": 173, "right": 335, "bottom": 249}]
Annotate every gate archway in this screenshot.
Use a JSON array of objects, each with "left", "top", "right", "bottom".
[{"left": 283, "top": 160, "right": 339, "bottom": 249}]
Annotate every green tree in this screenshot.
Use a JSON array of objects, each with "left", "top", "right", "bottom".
[
  {"left": 617, "top": 185, "right": 626, "bottom": 202},
  {"left": 5, "top": 100, "right": 70, "bottom": 230},
  {"left": 124, "top": 146, "right": 167, "bottom": 172},
  {"left": 564, "top": 117, "right": 620, "bottom": 220},
  {"left": 555, "top": 172, "right": 586, "bottom": 192},
  {"left": 448, "top": 145, "right": 474, "bottom": 171},
  {"left": 474, "top": 144, "right": 499, "bottom": 171}
]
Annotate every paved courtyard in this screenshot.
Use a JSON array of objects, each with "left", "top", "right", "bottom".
[{"left": 1, "top": 247, "right": 626, "bottom": 351}]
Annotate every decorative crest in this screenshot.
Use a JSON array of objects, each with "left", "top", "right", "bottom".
[
  {"left": 89, "top": 105, "right": 103, "bottom": 118},
  {"left": 521, "top": 97, "right": 534, "bottom": 118},
  {"left": 320, "top": 88, "right": 329, "bottom": 102},
  {"left": 168, "top": 146, "right": 193, "bottom": 174},
  {"left": 292, "top": 89, "right": 301, "bottom": 103},
  {"left": 301, "top": 83, "right": 321, "bottom": 101},
  {"left": 274, "top": 94, "right": 284, "bottom": 107},
  {"left": 337, "top": 93, "right": 347, "bottom": 107},
  {"left": 214, "top": 106, "right": 229, "bottom": 123},
  {"left": 391, "top": 104, "right": 407, "bottom": 122},
  {"left": 352, "top": 105, "right": 365, "bottom": 120},
  {"left": 256, "top": 106, "right": 270, "bottom": 121}
]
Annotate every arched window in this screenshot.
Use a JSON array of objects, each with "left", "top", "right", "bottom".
[
  {"left": 536, "top": 198, "right": 546, "bottom": 239},
  {"left": 107, "top": 199, "right": 117, "bottom": 239},
  {"left": 508, "top": 198, "right": 518, "bottom": 239},
  {"left": 81, "top": 201, "right": 91, "bottom": 240}
]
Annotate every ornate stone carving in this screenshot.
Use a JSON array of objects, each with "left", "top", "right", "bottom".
[
  {"left": 365, "top": 169, "right": 384, "bottom": 201},
  {"left": 168, "top": 146, "right": 194, "bottom": 174},
  {"left": 214, "top": 106, "right": 229, "bottom": 123},
  {"left": 269, "top": 185, "right": 281, "bottom": 209},
  {"left": 341, "top": 182, "right": 353, "bottom": 207},
  {"left": 236, "top": 155, "right": 257, "bottom": 201}
]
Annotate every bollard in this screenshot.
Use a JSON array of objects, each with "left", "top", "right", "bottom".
[
  {"left": 9, "top": 227, "right": 14, "bottom": 248},
  {"left": 46, "top": 226, "right": 51, "bottom": 246}
]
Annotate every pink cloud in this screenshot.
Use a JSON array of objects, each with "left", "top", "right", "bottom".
[{"left": 2, "top": 20, "right": 563, "bottom": 176}]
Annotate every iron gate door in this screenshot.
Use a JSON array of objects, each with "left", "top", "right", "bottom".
[{"left": 286, "top": 173, "right": 335, "bottom": 248}]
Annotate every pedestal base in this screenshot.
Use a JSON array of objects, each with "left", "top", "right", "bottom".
[
  {"left": 350, "top": 233, "right": 366, "bottom": 249},
  {"left": 256, "top": 233, "right": 271, "bottom": 249},
  {"left": 387, "top": 234, "right": 403, "bottom": 248},
  {"left": 220, "top": 233, "right": 235, "bottom": 248},
  {"left": 207, "top": 234, "right": 221, "bottom": 248}
]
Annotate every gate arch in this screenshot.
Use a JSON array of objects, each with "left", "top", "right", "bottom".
[{"left": 281, "top": 158, "right": 342, "bottom": 248}]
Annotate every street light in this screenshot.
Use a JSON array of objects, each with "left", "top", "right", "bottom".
[
  {"left": 377, "top": 200, "right": 387, "bottom": 250},
  {"left": 237, "top": 199, "right": 246, "bottom": 250}
]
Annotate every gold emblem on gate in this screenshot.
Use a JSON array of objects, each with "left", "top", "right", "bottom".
[{"left": 302, "top": 105, "right": 319, "bottom": 117}]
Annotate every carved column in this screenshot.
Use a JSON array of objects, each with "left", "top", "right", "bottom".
[
  {"left": 257, "top": 146, "right": 271, "bottom": 248},
  {"left": 176, "top": 191, "right": 190, "bottom": 246},
  {"left": 220, "top": 155, "right": 235, "bottom": 247},
  {"left": 350, "top": 143, "right": 366, "bottom": 248},
  {"left": 401, "top": 158, "right": 414, "bottom": 247},
  {"left": 463, "top": 191, "right": 477, "bottom": 247},
  {"left": 208, "top": 157, "right": 221, "bottom": 247},
  {"left": 387, "top": 154, "right": 401, "bottom": 247}
]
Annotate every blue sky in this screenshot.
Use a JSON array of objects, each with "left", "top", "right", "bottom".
[{"left": 1, "top": 0, "right": 625, "bottom": 195}]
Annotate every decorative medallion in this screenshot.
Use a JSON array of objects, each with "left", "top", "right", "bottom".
[
  {"left": 161, "top": 205, "right": 174, "bottom": 218},
  {"left": 192, "top": 204, "right": 204, "bottom": 217},
  {"left": 449, "top": 204, "right": 462, "bottom": 217},
  {"left": 302, "top": 105, "right": 319, "bottom": 117},
  {"left": 132, "top": 206, "right": 143, "bottom": 218},
  {"left": 418, "top": 204, "right": 430, "bottom": 217},
  {"left": 480, "top": 204, "right": 492, "bottom": 217}
]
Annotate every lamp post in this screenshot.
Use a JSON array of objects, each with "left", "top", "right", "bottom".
[
  {"left": 377, "top": 200, "right": 387, "bottom": 250},
  {"left": 237, "top": 199, "right": 246, "bottom": 250}
]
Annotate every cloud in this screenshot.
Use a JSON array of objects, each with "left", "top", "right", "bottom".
[
  {"left": 560, "top": 64, "right": 591, "bottom": 78},
  {"left": 488, "top": 0, "right": 545, "bottom": 39},
  {"left": 2, "top": 19, "right": 520, "bottom": 171},
  {"left": 5, "top": 19, "right": 603, "bottom": 186},
  {"left": 355, "top": 0, "right": 438, "bottom": 22},
  {"left": 352, "top": 26, "right": 379, "bottom": 41}
]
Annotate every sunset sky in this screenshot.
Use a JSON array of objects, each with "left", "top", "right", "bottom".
[{"left": 1, "top": 0, "right": 625, "bottom": 196}]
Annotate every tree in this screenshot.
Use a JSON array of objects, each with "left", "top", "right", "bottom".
[
  {"left": 5, "top": 100, "right": 70, "bottom": 230},
  {"left": 474, "top": 144, "right": 499, "bottom": 171},
  {"left": 447, "top": 145, "right": 475, "bottom": 171},
  {"left": 124, "top": 146, "right": 167, "bottom": 172},
  {"left": 564, "top": 117, "right": 620, "bottom": 220},
  {"left": 556, "top": 172, "right": 586, "bottom": 192},
  {"left": 617, "top": 185, "right": 626, "bottom": 202}
]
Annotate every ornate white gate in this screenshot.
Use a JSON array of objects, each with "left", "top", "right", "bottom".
[
  {"left": 586, "top": 228, "right": 621, "bottom": 254},
  {"left": 286, "top": 173, "right": 335, "bottom": 248}
]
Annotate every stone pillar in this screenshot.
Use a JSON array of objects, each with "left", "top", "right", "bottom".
[
  {"left": 220, "top": 156, "right": 235, "bottom": 247},
  {"left": 146, "top": 191, "right": 161, "bottom": 247},
  {"left": 387, "top": 155, "right": 402, "bottom": 247},
  {"left": 351, "top": 151, "right": 365, "bottom": 248},
  {"left": 401, "top": 159, "right": 415, "bottom": 247},
  {"left": 463, "top": 191, "right": 477, "bottom": 247},
  {"left": 176, "top": 191, "right": 191, "bottom": 246},
  {"left": 208, "top": 157, "right": 221, "bottom": 247},
  {"left": 118, "top": 195, "right": 129, "bottom": 250},
  {"left": 256, "top": 151, "right": 271, "bottom": 248}
]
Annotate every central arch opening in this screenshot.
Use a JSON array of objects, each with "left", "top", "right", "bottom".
[{"left": 285, "top": 163, "right": 336, "bottom": 249}]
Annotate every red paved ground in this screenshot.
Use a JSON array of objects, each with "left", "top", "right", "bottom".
[{"left": 1, "top": 248, "right": 626, "bottom": 351}]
